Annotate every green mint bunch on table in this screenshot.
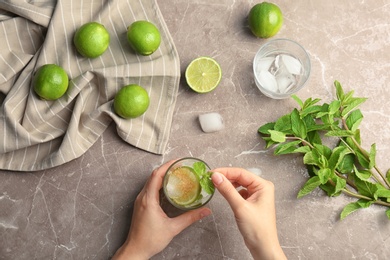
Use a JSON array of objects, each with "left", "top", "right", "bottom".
[{"left": 258, "top": 81, "right": 390, "bottom": 220}]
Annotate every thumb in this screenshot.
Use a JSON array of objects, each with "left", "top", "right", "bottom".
[
  {"left": 212, "top": 172, "right": 243, "bottom": 209},
  {"left": 171, "top": 207, "right": 211, "bottom": 234}
]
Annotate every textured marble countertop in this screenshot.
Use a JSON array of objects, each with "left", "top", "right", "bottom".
[{"left": 1, "top": 0, "right": 390, "bottom": 259}]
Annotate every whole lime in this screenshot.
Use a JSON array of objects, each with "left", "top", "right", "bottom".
[
  {"left": 127, "top": 20, "right": 161, "bottom": 56},
  {"left": 32, "top": 64, "right": 69, "bottom": 100},
  {"left": 113, "top": 84, "right": 150, "bottom": 119},
  {"left": 73, "top": 22, "right": 110, "bottom": 58},
  {"left": 248, "top": 2, "right": 283, "bottom": 38}
]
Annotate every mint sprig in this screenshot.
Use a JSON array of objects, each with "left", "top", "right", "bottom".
[
  {"left": 258, "top": 81, "right": 390, "bottom": 220},
  {"left": 193, "top": 161, "right": 215, "bottom": 195}
]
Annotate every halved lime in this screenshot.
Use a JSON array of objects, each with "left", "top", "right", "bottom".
[
  {"left": 165, "top": 166, "right": 201, "bottom": 206},
  {"left": 185, "top": 56, "right": 222, "bottom": 93}
]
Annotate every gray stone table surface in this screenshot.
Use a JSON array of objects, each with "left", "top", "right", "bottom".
[{"left": 1, "top": 0, "right": 390, "bottom": 259}]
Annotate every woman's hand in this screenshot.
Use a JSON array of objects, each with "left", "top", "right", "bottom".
[
  {"left": 112, "top": 160, "right": 211, "bottom": 260},
  {"left": 212, "top": 168, "right": 286, "bottom": 260}
]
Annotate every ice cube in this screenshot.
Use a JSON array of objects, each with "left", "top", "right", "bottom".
[
  {"left": 281, "top": 54, "right": 302, "bottom": 75},
  {"left": 199, "top": 112, "right": 224, "bottom": 133},
  {"left": 276, "top": 74, "right": 296, "bottom": 93},
  {"left": 166, "top": 175, "right": 183, "bottom": 198},
  {"left": 258, "top": 70, "right": 278, "bottom": 92},
  {"left": 255, "top": 57, "right": 275, "bottom": 74}
]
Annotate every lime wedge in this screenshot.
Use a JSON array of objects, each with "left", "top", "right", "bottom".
[
  {"left": 166, "top": 166, "right": 201, "bottom": 206},
  {"left": 185, "top": 56, "right": 222, "bottom": 93}
]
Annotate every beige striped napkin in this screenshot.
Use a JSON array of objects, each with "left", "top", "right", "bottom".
[{"left": 0, "top": 0, "right": 180, "bottom": 171}]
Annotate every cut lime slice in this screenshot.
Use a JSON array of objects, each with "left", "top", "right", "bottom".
[
  {"left": 185, "top": 56, "right": 222, "bottom": 93},
  {"left": 166, "top": 166, "right": 201, "bottom": 206}
]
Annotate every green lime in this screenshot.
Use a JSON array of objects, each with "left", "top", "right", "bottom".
[
  {"left": 113, "top": 84, "right": 150, "bottom": 119},
  {"left": 126, "top": 20, "right": 161, "bottom": 56},
  {"left": 166, "top": 166, "right": 201, "bottom": 206},
  {"left": 73, "top": 22, "right": 110, "bottom": 58},
  {"left": 185, "top": 56, "right": 222, "bottom": 93},
  {"left": 32, "top": 64, "right": 69, "bottom": 100},
  {"left": 248, "top": 2, "right": 283, "bottom": 38}
]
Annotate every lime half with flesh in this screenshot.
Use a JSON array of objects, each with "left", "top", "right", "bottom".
[
  {"left": 185, "top": 56, "right": 222, "bottom": 93},
  {"left": 166, "top": 166, "right": 201, "bottom": 206}
]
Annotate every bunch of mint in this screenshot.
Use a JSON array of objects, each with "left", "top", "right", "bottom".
[{"left": 258, "top": 81, "right": 390, "bottom": 220}]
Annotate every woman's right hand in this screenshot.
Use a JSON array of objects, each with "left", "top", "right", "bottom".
[{"left": 211, "top": 168, "right": 286, "bottom": 260}]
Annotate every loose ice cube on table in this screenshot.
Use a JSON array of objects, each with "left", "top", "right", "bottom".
[
  {"left": 281, "top": 54, "right": 302, "bottom": 75},
  {"left": 199, "top": 112, "right": 224, "bottom": 133},
  {"left": 258, "top": 70, "right": 278, "bottom": 92}
]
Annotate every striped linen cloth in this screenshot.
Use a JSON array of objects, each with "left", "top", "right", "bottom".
[{"left": 0, "top": 0, "right": 180, "bottom": 171}]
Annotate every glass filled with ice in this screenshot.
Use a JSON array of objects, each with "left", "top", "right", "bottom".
[
  {"left": 163, "top": 158, "right": 215, "bottom": 210},
  {"left": 253, "top": 38, "right": 311, "bottom": 99}
]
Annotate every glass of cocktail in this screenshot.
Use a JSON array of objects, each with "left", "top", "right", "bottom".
[{"left": 163, "top": 157, "right": 215, "bottom": 210}]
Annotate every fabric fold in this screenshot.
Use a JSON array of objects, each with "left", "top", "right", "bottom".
[{"left": 0, "top": 0, "right": 180, "bottom": 171}]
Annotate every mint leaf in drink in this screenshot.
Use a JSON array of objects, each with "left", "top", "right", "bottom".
[
  {"left": 200, "top": 172, "right": 215, "bottom": 195},
  {"left": 192, "top": 161, "right": 215, "bottom": 195}
]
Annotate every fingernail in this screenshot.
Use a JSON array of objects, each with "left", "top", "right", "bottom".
[{"left": 212, "top": 172, "right": 223, "bottom": 185}]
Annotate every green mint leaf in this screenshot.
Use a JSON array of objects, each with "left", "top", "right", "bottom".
[
  {"left": 291, "top": 94, "right": 303, "bottom": 108},
  {"left": 294, "top": 146, "right": 311, "bottom": 154},
  {"left": 354, "top": 168, "right": 372, "bottom": 181},
  {"left": 268, "top": 130, "right": 286, "bottom": 143},
  {"left": 275, "top": 140, "right": 302, "bottom": 155},
  {"left": 303, "top": 97, "right": 321, "bottom": 109},
  {"left": 300, "top": 105, "right": 323, "bottom": 118},
  {"left": 353, "top": 172, "right": 378, "bottom": 199},
  {"left": 316, "top": 103, "right": 330, "bottom": 118},
  {"left": 326, "top": 130, "right": 354, "bottom": 137},
  {"left": 337, "top": 153, "right": 354, "bottom": 174},
  {"left": 318, "top": 168, "right": 332, "bottom": 184},
  {"left": 334, "top": 80, "right": 344, "bottom": 101},
  {"left": 297, "top": 176, "right": 321, "bottom": 198},
  {"left": 368, "top": 143, "right": 376, "bottom": 169},
  {"left": 328, "top": 146, "right": 351, "bottom": 172},
  {"left": 306, "top": 130, "right": 322, "bottom": 145},
  {"left": 355, "top": 150, "right": 370, "bottom": 169},
  {"left": 291, "top": 109, "right": 307, "bottom": 139},
  {"left": 258, "top": 122, "right": 275, "bottom": 135},
  {"left": 193, "top": 162, "right": 215, "bottom": 195},
  {"left": 274, "top": 114, "right": 292, "bottom": 133},
  {"left": 329, "top": 100, "right": 341, "bottom": 115},
  {"left": 340, "top": 199, "right": 371, "bottom": 220},
  {"left": 313, "top": 143, "right": 332, "bottom": 158},
  {"left": 200, "top": 172, "right": 215, "bottom": 195},
  {"left": 341, "top": 97, "right": 368, "bottom": 117},
  {"left": 345, "top": 109, "right": 363, "bottom": 132},
  {"left": 303, "top": 151, "right": 317, "bottom": 166},
  {"left": 262, "top": 137, "right": 278, "bottom": 148},
  {"left": 193, "top": 161, "right": 206, "bottom": 177},
  {"left": 333, "top": 176, "right": 347, "bottom": 195},
  {"left": 375, "top": 184, "right": 390, "bottom": 200}
]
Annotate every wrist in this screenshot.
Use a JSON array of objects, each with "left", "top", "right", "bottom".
[
  {"left": 247, "top": 241, "right": 286, "bottom": 260},
  {"left": 112, "top": 239, "right": 151, "bottom": 260}
]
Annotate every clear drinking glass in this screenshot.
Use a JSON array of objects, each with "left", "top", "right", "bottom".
[
  {"left": 253, "top": 38, "right": 311, "bottom": 99},
  {"left": 163, "top": 157, "right": 215, "bottom": 210}
]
